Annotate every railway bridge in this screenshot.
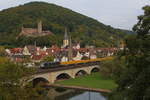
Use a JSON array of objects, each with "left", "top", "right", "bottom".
[{"left": 29, "top": 57, "right": 113, "bottom": 85}]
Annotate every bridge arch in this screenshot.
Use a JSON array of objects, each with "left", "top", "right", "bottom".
[
  {"left": 90, "top": 67, "right": 100, "bottom": 73},
  {"left": 75, "top": 70, "right": 87, "bottom": 77},
  {"left": 56, "top": 73, "right": 71, "bottom": 81},
  {"left": 32, "top": 77, "right": 49, "bottom": 87}
]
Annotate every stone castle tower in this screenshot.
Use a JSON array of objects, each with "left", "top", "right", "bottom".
[{"left": 37, "top": 20, "right": 42, "bottom": 34}]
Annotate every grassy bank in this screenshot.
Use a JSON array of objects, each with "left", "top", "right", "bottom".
[{"left": 56, "top": 73, "right": 117, "bottom": 90}]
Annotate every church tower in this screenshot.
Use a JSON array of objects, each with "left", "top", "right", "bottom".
[
  {"left": 119, "top": 40, "right": 125, "bottom": 50},
  {"left": 63, "top": 28, "right": 69, "bottom": 48},
  {"left": 37, "top": 20, "right": 42, "bottom": 34}
]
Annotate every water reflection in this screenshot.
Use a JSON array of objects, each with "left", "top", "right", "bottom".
[
  {"left": 45, "top": 87, "right": 107, "bottom": 100},
  {"left": 69, "top": 92, "right": 106, "bottom": 100}
]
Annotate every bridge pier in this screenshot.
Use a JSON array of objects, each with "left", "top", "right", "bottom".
[{"left": 48, "top": 73, "right": 55, "bottom": 84}]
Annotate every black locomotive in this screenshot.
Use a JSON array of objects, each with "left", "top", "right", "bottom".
[{"left": 40, "top": 62, "right": 60, "bottom": 69}]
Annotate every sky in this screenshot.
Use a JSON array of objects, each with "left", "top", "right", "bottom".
[{"left": 0, "top": 0, "right": 150, "bottom": 30}]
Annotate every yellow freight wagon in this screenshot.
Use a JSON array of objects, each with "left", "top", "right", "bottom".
[{"left": 60, "top": 56, "right": 113, "bottom": 65}]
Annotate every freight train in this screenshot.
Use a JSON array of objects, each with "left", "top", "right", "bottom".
[{"left": 40, "top": 56, "right": 113, "bottom": 69}]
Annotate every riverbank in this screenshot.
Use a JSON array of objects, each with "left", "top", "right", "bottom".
[
  {"left": 55, "top": 73, "right": 117, "bottom": 90},
  {"left": 49, "top": 84, "right": 111, "bottom": 93}
]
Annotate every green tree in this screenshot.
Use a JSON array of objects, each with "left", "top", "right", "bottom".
[
  {"left": 42, "top": 56, "right": 54, "bottom": 62},
  {"left": 81, "top": 56, "right": 89, "bottom": 60},
  {"left": 100, "top": 57, "right": 125, "bottom": 78},
  {"left": 109, "top": 6, "right": 150, "bottom": 100},
  {"left": 0, "top": 57, "right": 44, "bottom": 100},
  {"left": 0, "top": 46, "right": 6, "bottom": 57}
]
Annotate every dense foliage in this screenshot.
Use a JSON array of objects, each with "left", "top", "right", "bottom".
[
  {"left": 100, "top": 57, "right": 125, "bottom": 78},
  {"left": 0, "top": 2, "right": 130, "bottom": 48},
  {"left": 0, "top": 57, "right": 45, "bottom": 100},
  {"left": 42, "top": 56, "right": 54, "bottom": 62},
  {"left": 109, "top": 6, "right": 150, "bottom": 100},
  {"left": 0, "top": 46, "right": 6, "bottom": 56}
]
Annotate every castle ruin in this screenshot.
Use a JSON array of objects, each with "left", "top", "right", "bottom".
[{"left": 19, "top": 21, "right": 52, "bottom": 37}]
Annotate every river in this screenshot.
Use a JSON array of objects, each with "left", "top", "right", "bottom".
[
  {"left": 68, "top": 91, "right": 106, "bottom": 100},
  {"left": 44, "top": 87, "right": 107, "bottom": 100}
]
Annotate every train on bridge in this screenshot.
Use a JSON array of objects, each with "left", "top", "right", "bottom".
[{"left": 40, "top": 56, "right": 113, "bottom": 69}]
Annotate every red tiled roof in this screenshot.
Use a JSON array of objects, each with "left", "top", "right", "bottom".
[
  {"left": 38, "top": 51, "right": 47, "bottom": 56},
  {"left": 46, "top": 48, "right": 61, "bottom": 55},
  {"left": 10, "top": 48, "right": 23, "bottom": 54},
  {"left": 32, "top": 55, "right": 44, "bottom": 60}
]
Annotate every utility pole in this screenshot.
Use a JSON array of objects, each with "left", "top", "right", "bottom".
[
  {"left": 34, "top": 41, "right": 37, "bottom": 47},
  {"left": 88, "top": 91, "right": 91, "bottom": 100},
  {"left": 68, "top": 35, "right": 73, "bottom": 61}
]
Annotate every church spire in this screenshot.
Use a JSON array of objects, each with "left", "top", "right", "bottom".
[
  {"left": 62, "top": 28, "right": 69, "bottom": 48},
  {"left": 64, "top": 28, "right": 68, "bottom": 40}
]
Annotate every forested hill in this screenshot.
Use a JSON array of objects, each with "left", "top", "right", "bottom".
[{"left": 0, "top": 2, "right": 131, "bottom": 48}]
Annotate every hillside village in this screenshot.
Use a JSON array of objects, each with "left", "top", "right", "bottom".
[{"left": 5, "top": 24, "right": 123, "bottom": 67}]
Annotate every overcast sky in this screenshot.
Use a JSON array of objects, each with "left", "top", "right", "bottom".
[{"left": 0, "top": 0, "right": 149, "bottom": 30}]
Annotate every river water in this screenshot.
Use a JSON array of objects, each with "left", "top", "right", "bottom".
[
  {"left": 45, "top": 87, "right": 107, "bottom": 100},
  {"left": 69, "top": 92, "right": 106, "bottom": 100}
]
